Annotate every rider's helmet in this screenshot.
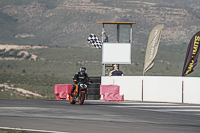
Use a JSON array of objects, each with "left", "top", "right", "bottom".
[{"left": 80, "top": 67, "right": 86, "bottom": 75}]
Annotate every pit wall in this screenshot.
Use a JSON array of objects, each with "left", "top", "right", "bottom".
[{"left": 101, "top": 76, "right": 200, "bottom": 104}]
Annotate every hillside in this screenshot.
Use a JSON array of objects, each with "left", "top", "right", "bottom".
[
  {"left": 0, "top": 0, "right": 200, "bottom": 99},
  {"left": 0, "top": 0, "right": 200, "bottom": 47}
]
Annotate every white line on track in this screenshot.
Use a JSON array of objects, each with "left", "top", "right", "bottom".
[
  {"left": 109, "top": 106, "right": 200, "bottom": 108},
  {"left": 0, "top": 127, "right": 70, "bottom": 133},
  {"left": 107, "top": 105, "right": 200, "bottom": 115},
  {"left": 136, "top": 109, "right": 200, "bottom": 115},
  {"left": 118, "top": 102, "right": 177, "bottom": 105},
  {"left": 143, "top": 109, "right": 200, "bottom": 112}
]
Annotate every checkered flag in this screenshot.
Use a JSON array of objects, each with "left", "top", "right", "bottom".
[{"left": 87, "top": 34, "right": 102, "bottom": 49}]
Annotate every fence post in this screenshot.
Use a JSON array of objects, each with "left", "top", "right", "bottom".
[
  {"left": 182, "top": 80, "right": 184, "bottom": 103},
  {"left": 142, "top": 79, "right": 143, "bottom": 101}
]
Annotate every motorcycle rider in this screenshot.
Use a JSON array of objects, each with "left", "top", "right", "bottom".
[{"left": 70, "top": 67, "right": 90, "bottom": 97}]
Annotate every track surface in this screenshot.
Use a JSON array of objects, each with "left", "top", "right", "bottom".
[{"left": 0, "top": 99, "right": 200, "bottom": 133}]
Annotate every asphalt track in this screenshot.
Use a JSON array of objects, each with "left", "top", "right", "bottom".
[{"left": 0, "top": 99, "right": 200, "bottom": 133}]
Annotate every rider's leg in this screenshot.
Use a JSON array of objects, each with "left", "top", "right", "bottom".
[
  {"left": 70, "top": 84, "right": 76, "bottom": 96},
  {"left": 78, "top": 84, "right": 81, "bottom": 98}
]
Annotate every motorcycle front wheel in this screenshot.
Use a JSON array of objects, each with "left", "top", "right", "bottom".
[{"left": 79, "top": 93, "right": 85, "bottom": 105}]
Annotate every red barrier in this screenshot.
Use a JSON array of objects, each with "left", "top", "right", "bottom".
[
  {"left": 100, "top": 85, "right": 119, "bottom": 95},
  {"left": 54, "top": 84, "right": 72, "bottom": 100},
  {"left": 104, "top": 93, "right": 124, "bottom": 101},
  {"left": 100, "top": 85, "right": 124, "bottom": 101}
]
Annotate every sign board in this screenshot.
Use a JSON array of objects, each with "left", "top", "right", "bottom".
[{"left": 102, "top": 43, "right": 131, "bottom": 64}]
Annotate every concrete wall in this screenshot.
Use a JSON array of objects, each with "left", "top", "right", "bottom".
[
  {"left": 101, "top": 76, "right": 200, "bottom": 104},
  {"left": 143, "top": 76, "right": 182, "bottom": 103},
  {"left": 114, "top": 76, "right": 143, "bottom": 101},
  {"left": 183, "top": 77, "right": 200, "bottom": 104}
]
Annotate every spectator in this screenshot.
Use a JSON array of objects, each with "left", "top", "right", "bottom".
[
  {"left": 101, "top": 31, "right": 109, "bottom": 42},
  {"left": 109, "top": 64, "right": 124, "bottom": 76}
]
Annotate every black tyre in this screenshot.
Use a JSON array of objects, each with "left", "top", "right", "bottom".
[
  {"left": 89, "top": 83, "right": 100, "bottom": 88},
  {"left": 87, "top": 95, "right": 100, "bottom": 100},
  {"left": 87, "top": 88, "right": 100, "bottom": 95},
  {"left": 79, "top": 93, "right": 85, "bottom": 105},
  {"left": 89, "top": 77, "right": 101, "bottom": 84}
]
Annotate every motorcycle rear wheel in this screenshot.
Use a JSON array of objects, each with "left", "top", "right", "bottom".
[
  {"left": 70, "top": 96, "right": 76, "bottom": 104},
  {"left": 79, "top": 93, "right": 85, "bottom": 105}
]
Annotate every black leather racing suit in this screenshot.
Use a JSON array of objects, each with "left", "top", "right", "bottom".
[{"left": 71, "top": 72, "right": 90, "bottom": 96}]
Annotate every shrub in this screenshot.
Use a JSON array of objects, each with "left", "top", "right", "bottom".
[
  {"left": 22, "top": 69, "right": 26, "bottom": 73},
  {"left": 8, "top": 49, "right": 14, "bottom": 52},
  {"left": 2, "top": 51, "right": 10, "bottom": 58},
  {"left": 25, "top": 54, "right": 32, "bottom": 60},
  {"left": 7, "top": 64, "right": 10, "bottom": 68},
  {"left": 12, "top": 50, "right": 19, "bottom": 58},
  {"left": 17, "top": 53, "right": 25, "bottom": 58},
  {"left": 0, "top": 49, "right": 5, "bottom": 52}
]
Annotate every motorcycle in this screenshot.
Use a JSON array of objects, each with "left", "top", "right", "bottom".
[{"left": 70, "top": 83, "right": 88, "bottom": 105}]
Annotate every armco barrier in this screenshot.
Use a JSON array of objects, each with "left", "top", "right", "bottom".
[{"left": 101, "top": 76, "right": 200, "bottom": 104}]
